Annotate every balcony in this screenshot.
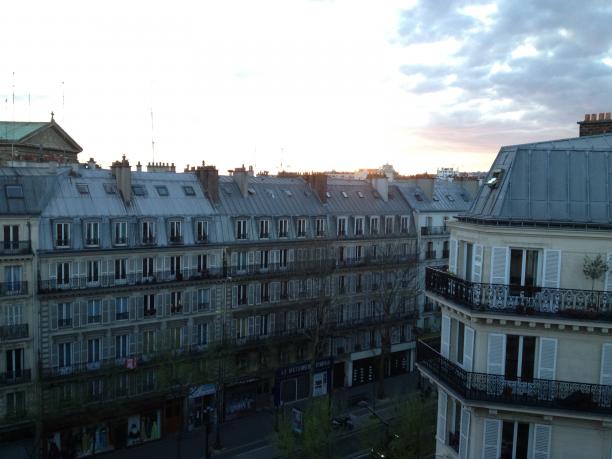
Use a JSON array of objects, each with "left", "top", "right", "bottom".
[
  {"left": 424, "top": 250, "right": 437, "bottom": 260},
  {"left": 0, "top": 241, "right": 31, "bottom": 256},
  {"left": 169, "top": 235, "right": 184, "bottom": 245},
  {"left": 55, "top": 238, "right": 71, "bottom": 248},
  {"left": 0, "top": 281, "right": 28, "bottom": 296},
  {"left": 38, "top": 267, "right": 224, "bottom": 294},
  {"left": 113, "top": 237, "right": 128, "bottom": 246},
  {"left": 334, "top": 310, "right": 417, "bottom": 332},
  {"left": 84, "top": 237, "right": 100, "bottom": 247},
  {"left": 0, "top": 324, "right": 28, "bottom": 341},
  {"left": 416, "top": 340, "right": 612, "bottom": 415},
  {"left": 442, "top": 249, "right": 449, "bottom": 258},
  {"left": 0, "top": 369, "right": 32, "bottom": 386},
  {"left": 425, "top": 267, "right": 612, "bottom": 322},
  {"left": 420, "top": 226, "right": 449, "bottom": 237},
  {"left": 141, "top": 235, "right": 156, "bottom": 246}
]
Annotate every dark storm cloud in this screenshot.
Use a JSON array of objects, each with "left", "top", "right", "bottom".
[{"left": 397, "top": 0, "right": 612, "bottom": 149}]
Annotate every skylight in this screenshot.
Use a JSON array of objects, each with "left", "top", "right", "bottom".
[
  {"left": 155, "top": 185, "right": 169, "bottom": 196},
  {"left": 248, "top": 188, "right": 256, "bottom": 195},
  {"left": 341, "top": 191, "right": 348, "bottom": 198},
  {"left": 76, "top": 183, "right": 89, "bottom": 195},
  {"left": 132, "top": 185, "right": 146, "bottom": 196},
  {"left": 183, "top": 186, "right": 196, "bottom": 196},
  {"left": 5, "top": 185, "right": 23, "bottom": 198},
  {"left": 103, "top": 183, "right": 116, "bottom": 194},
  {"left": 446, "top": 194, "right": 455, "bottom": 202},
  {"left": 357, "top": 191, "right": 364, "bottom": 198},
  {"left": 284, "top": 190, "right": 293, "bottom": 197},
  {"left": 415, "top": 193, "right": 423, "bottom": 202},
  {"left": 326, "top": 191, "right": 332, "bottom": 198}
]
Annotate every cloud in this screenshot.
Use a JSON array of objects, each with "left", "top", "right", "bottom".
[{"left": 395, "top": 0, "right": 612, "bottom": 151}]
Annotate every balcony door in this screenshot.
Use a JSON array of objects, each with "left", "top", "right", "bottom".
[
  {"left": 6, "top": 348, "right": 23, "bottom": 379},
  {"left": 504, "top": 335, "right": 535, "bottom": 382},
  {"left": 3, "top": 225, "right": 19, "bottom": 249},
  {"left": 509, "top": 249, "right": 538, "bottom": 295}
]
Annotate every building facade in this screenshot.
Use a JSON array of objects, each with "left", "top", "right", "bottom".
[{"left": 417, "top": 133, "right": 612, "bottom": 459}]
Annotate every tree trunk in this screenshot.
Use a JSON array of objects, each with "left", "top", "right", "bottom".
[{"left": 376, "top": 328, "right": 390, "bottom": 400}]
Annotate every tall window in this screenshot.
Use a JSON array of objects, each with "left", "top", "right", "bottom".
[
  {"left": 196, "top": 221, "right": 208, "bottom": 242},
  {"left": 297, "top": 218, "right": 306, "bottom": 237},
  {"left": 56, "top": 223, "right": 70, "bottom": 247},
  {"left": 142, "top": 257, "right": 154, "bottom": 279},
  {"left": 196, "top": 323, "right": 208, "bottom": 346},
  {"left": 170, "top": 256, "right": 182, "bottom": 278},
  {"left": 197, "top": 254, "right": 207, "bottom": 273},
  {"left": 385, "top": 216, "right": 394, "bottom": 234},
  {"left": 115, "top": 334, "right": 129, "bottom": 359},
  {"left": 144, "top": 294, "right": 156, "bottom": 316},
  {"left": 236, "top": 219, "right": 248, "bottom": 240},
  {"left": 87, "top": 260, "right": 99, "bottom": 284},
  {"left": 315, "top": 218, "right": 325, "bottom": 237},
  {"left": 509, "top": 249, "right": 539, "bottom": 292},
  {"left": 355, "top": 217, "right": 364, "bottom": 236},
  {"left": 279, "top": 249, "right": 288, "bottom": 268},
  {"left": 3, "top": 225, "right": 19, "bottom": 249},
  {"left": 5, "top": 266, "right": 22, "bottom": 293},
  {"left": 259, "top": 220, "right": 269, "bottom": 239},
  {"left": 6, "top": 391, "right": 25, "bottom": 417},
  {"left": 56, "top": 262, "right": 70, "bottom": 286},
  {"left": 87, "top": 300, "right": 101, "bottom": 323},
  {"left": 370, "top": 217, "right": 379, "bottom": 235},
  {"left": 259, "top": 250, "right": 269, "bottom": 270},
  {"left": 278, "top": 218, "right": 289, "bottom": 238},
  {"left": 115, "top": 297, "right": 129, "bottom": 320},
  {"left": 400, "top": 216, "right": 409, "bottom": 234},
  {"left": 58, "top": 303, "right": 72, "bottom": 328},
  {"left": 169, "top": 220, "right": 182, "bottom": 243},
  {"left": 87, "top": 338, "right": 101, "bottom": 364},
  {"left": 113, "top": 221, "right": 128, "bottom": 246},
  {"left": 337, "top": 217, "right": 347, "bottom": 237},
  {"left": 261, "top": 282, "right": 270, "bottom": 302},
  {"left": 85, "top": 222, "right": 99, "bottom": 246},
  {"left": 114, "top": 258, "right": 127, "bottom": 282},
  {"left": 238, "top": 284, "right": 248, "bottom": 306},
  {"left": 142, "top": 221, "right": 155, "bottom": 244},
  {"left": 501, "top": 421, "right": 530, "bottom": 459},
  {"left": 5, "top": 304, "right": 22, "bottom": 325},
  {"left": 6, "top": 348, "right": 23, "bottom": 378},
  {"left": 143, "top": 330, "right": 156, "bottom": 354},
  {"left": 197, "top": 288, "right": 210, "bottom": 310},
  {"left": 505, "top": 335, "right": 536, "bottom": 382},
  {"left": 58, "top": 342, "right": 72, "bottom": 368},
  {"left": 171, "top": 291, "right": 182, "bottom": 313}
]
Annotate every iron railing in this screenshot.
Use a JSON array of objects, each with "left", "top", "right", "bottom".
[
  {"left": 0, "top": 324, "right": 29, "bottom": 341},
  {"left": 425, "top": 267, "right": 612, "bottom": 321},
  {"left": 0, "top": 281, "right": 28, "bottom": 296},
  {"left": 0, "top": 241, "right": 31, "bottom": 255},
  {"left": 416, "top": 340, "right": 612, "bottom": 415},
  {"left": 421, "top": 226, "right": 449, "bottom": 236},
  {"left": 0, "top": 369, "right": 32, "bottom": 386}
]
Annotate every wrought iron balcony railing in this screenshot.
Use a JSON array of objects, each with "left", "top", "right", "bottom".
[
  {"left": 420, "top": 226, "right": 449, "bottom": 236},
  {"left": 416, "top": 340, "right": 612, "bottom": 415},
  {"left": 425, "top": 267, "right": 612, "bottom": 322},
  {"left": 0, "top": 324, "right": 29, "bottom": 341},
  {"left": 0, "top": 241, "right": 31, "bottom": 255},
  {"left": 0, "top": 281, "right": 28, "bottom": 296},
  {"left": 0, "top": 369, "right": 32, "bottom": 386}
]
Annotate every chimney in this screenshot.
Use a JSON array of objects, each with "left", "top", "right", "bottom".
[
  {"left": 578, "top": 112, "right": 612, "bottom": 136},
  {"left": 304, "top": 173, "right": 328, "bottom": 203},
  {"left": 136, "top": 161, "right": 142, "bottom": 172},
  {"left": 231, "top": 164, "right": 249, "bottom": 198},
  {"left": 368, "top": 173, "right": 388, "bottom": 202},
  {"left": 111, "top": 155, "right": 132, "bottom": 204},
  {"left": 193, "top": 162, "right": 219, "bottom": 204}
]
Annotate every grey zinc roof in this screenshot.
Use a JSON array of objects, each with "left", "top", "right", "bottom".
[
  {"left": 0, "top": 167, "right": 58, "bottom": 214},
  {"left": 394, "top": 180, "right": 474, "bottom": 213},
  {"left": 465, "top": 133, "right": 612, "bottom": 225},
  {"left": 0, "top": 121, "right": 48, "bottom": 142},
  {"left": 325, "top": 179, "right": 411, "bottom": 215}
]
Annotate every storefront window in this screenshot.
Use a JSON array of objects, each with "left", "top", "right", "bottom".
[
  {"left": 126, "top": 410, "right": 161, "bottom": 446},
  {"left": 47, "top": 423, "right": 113, "bottom": 458}
]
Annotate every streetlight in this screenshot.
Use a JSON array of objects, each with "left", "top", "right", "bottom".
[
  {"left": 202, "top": 406, "right": 214, "bottom": 459},
  {"left": 357, "top": 401, "right": 394, "bottom": 453}
]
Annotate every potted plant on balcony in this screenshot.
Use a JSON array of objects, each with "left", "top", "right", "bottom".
[{"left": 583, "top": 254, "right": 608, "bottom": 310}]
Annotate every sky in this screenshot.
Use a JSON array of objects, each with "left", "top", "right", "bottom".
[{"left": 1, "top": 0, "right": 612, "bottom": 175}]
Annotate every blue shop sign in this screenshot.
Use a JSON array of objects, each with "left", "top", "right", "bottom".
[{"left": 276, "top": 358, "right": 333, "bottom": 379}]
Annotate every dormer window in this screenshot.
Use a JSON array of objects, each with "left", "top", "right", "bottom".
[
  {"left": 316, "top": 218, "right": 325, "bottom": 237},
  {"left": 278, "top": 218, "right": 289, "bottom": 238},
  {"left": 337, "top": 217, "right": 347, "bottom": 237},
  {"left": 297, "top": 218, "right": 306, "bottom": 237},
  {"left": 169, "top": 220, "right": 183, "bottom": 243},
  {"left": 400, "top": 216, "right": 409, "bottom": 234},
  {"left": 142, "top": 221, "right": 155, "bottom": 244},
  {"left": 236, "top": 219, "right": 248, "bottom": 240},
  {"left": 370, "top": 217, "right": 379, "bottom": 235},
  {"left": 55, "top": 223, "right": 71, "bottom": 248},
  {"left": 85, "top": 222, "right": 99, "bottom": 247},
  {"left": 385, "top": 216, "right": 394, "bottom": 235},
  {"left": 355, "top": 217, "right": 364, "bottom": 236},
  {"left": 113, "top": 221, "right": 128, "bottom": 246},
  {"left": 196, "top": 221, "right": 208, "bottom": 243},
  {"left": 259, "top": 220, "right": 270, "bottom": 239}
]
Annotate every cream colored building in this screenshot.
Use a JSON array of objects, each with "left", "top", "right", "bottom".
[{"left": 417, "top": 133, "right": 612, "bottom": 459}]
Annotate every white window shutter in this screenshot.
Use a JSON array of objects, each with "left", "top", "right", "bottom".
[
  {"left": 458, "top": 407, "right": 470, "bottom": 459},
  {"left": 482, "top": 419, "right": 501, "bottom": 459},
  {"left": 463, "top": 326, "right": 475, "bottom": 371},
  {"left": 538, "top": 338, "right": 557, "bottom": 380},
  {"left": 542, "top": 249, "right": 561, "bottom": 288},
  {"left": 533, "top": 424, "right": 552, "bottom": 459},
  {"left": 600, "top": 343, "right": 612, "bottom": 385},
  {"left": 436, "top": 389, "right": 447, "bottom": 444},
  {"left": 605, "top": 253, "right": 612, "bottom": 292},
  {"left": 490, "top": 247, "right": 508, "bottom": 284},
  {"left": 449, "top": 238, "right": 458, "bottom": 273},
  {"left": 472, "top": 244, "right": 483, "bottom": 283},
  {"left": 441, "top": 315, "right": 451, "bottom": 358},
  {"left": 487, "top": 333, "right": 506, "bottom": 375},
  {"left": 232, "top": 286, "right": 238, "bottom": 308},
  {"left": 248, "top": 284, "right": 254, "bottom": 305}
]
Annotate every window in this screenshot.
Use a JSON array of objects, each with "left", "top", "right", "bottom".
[
  {"left": 337, "top": 217, "right": 347, "bottom": 237},
  {"left": 278, "top": 218, "right": 289, "bottom": 238},
  {"left": 197, "top": 254, "right": 207, "bottom": 273},
  {"left": 87, "top": 338, "right": 101, "bottom": 364},
  {"left": 385, "top": 216, "right": 394, "bottom": 234},
  {"left": 261, "top": 282, "right": 270, "bottom": 302},
  {"left": 58, "top": 303, "right": 72, "bottom": 328},
  {"left": 501, "top": 421, "right": 530, "bottom": 459},
  {"left": 87, "top": 299, "right": 101, "bottom": 323},
  {"left": 196, "top": 221, "right": 208, "bottom": 242},
  {"left": 103, "top": 183, "right": 116, "bottom": 194},
  {"left": 155, "top": 185, "right": 169, "bottom": 196},
  {"left": 144, "top": 294, "right": 156, "bottom": 316},
  {"left": 115, "top": 297, "right": 129, "bottom": 320},
  {"left": 5, "top": 266, "right": 22, "bottom": 293},
  {"left": 456, "top": 320, "right": 465, "bottom": 365},
  {"left": 171, "top": 291, "right": 182, "bottom": 313},
  {"left": 132, "top": 185, "right": 146, "bottom": 196},
  {"left": 6, "top": 348, "right": 23, "bottom": 379},
  {"left": 58, "top": 342, "right": 72, "bottom": 368},
  {"left": 355, "top": 217, "right": 364, "bottom": 236},
  {"left": 356, "top": 245, "right": 364, "bottom": 260},
  {"left": 56, "top": 262, "right": 70, "bottom": 286},
  {"left": 114, "top": 258, "right": 127, "bottom": 282},
  {"left": 238, "top": 284, "right": 248, "bottom": 306},
  {"left": 75, "top": 183, "right": 89, "bottom": 195},
  {"left": 183, "top": 185, "right": 196, "bottom": 196},
  {"left": 5, "top": 304, "right": 23, "bottom": 325},
  {"left": 142, "top": 257, "right": 154, "bottom": 279},
  {"left": 142, "top": 221, "right": 155, "bottom": 244},
  {"left": 259, "top": 250, "right": 269, "bottom": 270},
  {"left": 509, "top": 249, "right": 539, "bottom": 294},
  {"left": 236, "top": 219, "right": 248, "bottom": 240},
  {"left": 505, "top": 335, "right": 536, "bottom": 381},
  {"left": 3, "top": 224, "right": 19, "bottom": 249},
  {"left": 170, "top": 256, "right": 182, "bottom": 278},
  {"left": 279, "top": 249, "right": 288, "bottom": 268},
  {"left": 5, "top": 185, "right": 24, "bottom": 199},
  {"left": 115, "top": 334, "right": 129, "bottom": 359},
  {"left": 56, "top": 223, "right": 70, "bottom": 247},
  {"left": 113, "top": 221, "right": 128, "bottom": 245},
  {"left": 315, "top": 218, "right": 325, "bottom": 237},
  {"left": 88, "top": 258, "right": 101, "bottom": 284},
  {"left": 169, "top": 220, "right": 182, "bottom": 243},
  {"left": 85, "top": 222, "right": 99, "bottom": 246},
  {"left": 370, "top": 217, "right": 379, "bottom": 235},
  {"left": 196, "top": 323, "right": 208, "bottom": 346},
  {"left": 297, "top": 218, "right": 306, "bottom": 237},
  {"left": 259, "top": 220, "right": 269, "bottom": 239},
  {"left": 143, "top": 330, "right": 156, "bottom": 354},
  {"left": 6, "top": 391, "right": 25, "bottom": 417},
  {"left": 400, "top": 216, "right": 409, "bottom": 234},
  {"left": 197, "top": 288, "right": 210, "bottom": 310}
]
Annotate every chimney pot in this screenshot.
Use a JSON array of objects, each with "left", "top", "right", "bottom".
[
  {"left": 600, "top": 113, "right": 605, "bottom": 121},
  {"left": 585, "top": 114, "right": 591, "bottom": 121}
]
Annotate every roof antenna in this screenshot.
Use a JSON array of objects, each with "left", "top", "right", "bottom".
[{"left": 150, "top": 107, "right": 155, "bottom": 164}]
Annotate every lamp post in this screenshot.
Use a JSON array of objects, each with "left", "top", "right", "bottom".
[
  {"left": 203, "top": 406, "right": 214, "bottom": 459},
  {"left": 358, "top": 400, "right": 391, "bottom": 451}
]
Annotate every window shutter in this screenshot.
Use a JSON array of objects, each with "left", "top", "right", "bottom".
[
  {"left": 232, "top": 286, "right": 238, "bottom": 308},
  {"left": 487, "top": 333, "right": 506, "bottom": 375},
  {"left": 458, "top": 407, "right": 470, "bottom": 459},
  {"left": 441, "top": 314, "right": 451, "bottom": 358},
  {"left": 102, "top": 299, "right": 110, "bottom": 323},
  {"left": 542, "top": 249, "right": 561, "bottom": 288},
  {"left": 271, "top": 282, "right": 280, "bottom": 303},
  {"left": 50, "top": 303, "right": 58, "bottom": 330},
  {"left": 606, "top": 253, "right": 612, "bottom": 292},
  {"left": 435, "top": 389, "right": 447, "bottom": 443},
  {"left": 533, "top": 424, "right": 552, "bottom": 459},
  {"left": 129, "top": 297, "right": 136, "bottom": 321},
  {"left": 247, "top": 251, "right": 255, "bottom": 272},
  {"left": 482, "top": 419, "right": 501, "bottom": 459},
  {"left": 73, "top": 302, "right": 80, "bottom": 328},
  {"left": 165, "top": 292, "right": 171, "bottom": 316},
  {"left": 74, "top": 340, "right": 82, "bottom": 364},
  {"left": 600, "top": 344, "right": 612, "bottom": 385},
  {"left": 472, "top": 244, "right": 483, "bottom": 283},
  {"left": 106, "top": 335, "right": 115, "bottom": 360},
  {"left": 156, "top": 293, "right": 165, "bottom": 318},
  {"left": 137, "top": 296, "right": 144, "bottom": 320},
  {"left": 463, "top": 326, "right": 475, "bottom": 371},
  {"left": 192, "top": 324, "right": 199, "bottom": 345},
  {"left": 129, "top": 333, "right": 136, "bottom": 356},
  {"left": 490, "top": 247, "right": 508, "bottom": 284},
  {"left": 80, "top": 301, "right": 88, "bottom": 327},
  {"left": 538, "top": 337, "right": 557, "bottom": 380},
  {"left": 50, "top": 342, "right": 58, "bottom": 368},
  {"left": 255, "top": 283, "right": 261, "bottom": 305},
  {"left": 248, "top": 284, "right": 255, "bottom": 305},
  {"left": 102, "top": 336, "right": 109, "bottom": 361},
  {"left": 449, "top": 238, "right": 458, "bottom": 273}
]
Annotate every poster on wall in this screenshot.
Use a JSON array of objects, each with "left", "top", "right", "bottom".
[
  {"left": 126, "top": 411, "right": 161, "bottom": 446},
  {"left": 47, "top": 423, "right": 113, "bottom": 458},
  {"left": 312, "top": 371, "right": 328, "bottom": 397}
]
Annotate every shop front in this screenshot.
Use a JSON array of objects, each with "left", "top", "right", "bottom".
[
  {"left": 223, "top": 377, "right": 259, "bottom": 420},
  {"left": 188, "top": 383, "right": 216, "bottom": 428},
  {"left": 274, "top": 358, "right": 333, "bottom": 406},
  {"left": 351, "top": 350, "right": 410, "bottom": 386}
]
